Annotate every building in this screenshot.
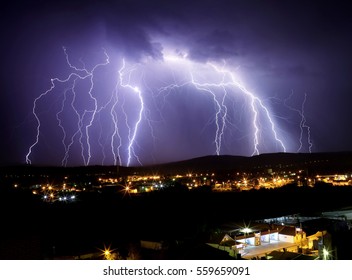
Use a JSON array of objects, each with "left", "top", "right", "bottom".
[{"left": 207, "top": 223, "right": 321, "bottom": 259}]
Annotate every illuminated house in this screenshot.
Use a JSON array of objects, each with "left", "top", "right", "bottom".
[{"left": 207, "top": 224, "right": 306, "bottom": 258}]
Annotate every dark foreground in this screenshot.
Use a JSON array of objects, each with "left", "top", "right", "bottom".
[{"left": 1, "top": 183, "right": 352, "bottom": 259}]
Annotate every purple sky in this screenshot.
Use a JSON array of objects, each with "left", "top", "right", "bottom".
[{"left": 1, "top": 0, "right": 351, "bottom": 167}]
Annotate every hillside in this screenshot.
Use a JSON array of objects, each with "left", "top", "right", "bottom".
[
  {"left": 120, "top": 151, "right": 352, "bottom": 175},
  {"left": 1, "top": 151, "right": 352, "bottom": 177}
]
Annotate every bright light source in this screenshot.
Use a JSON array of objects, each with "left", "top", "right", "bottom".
[
  {"left": 100, "top": 244, "right": 115, "bottom": 260},
  {"left": 323, "top": 247, "right": 329, "bottom": 260},
  {"left": 242, "top": 227, "right": 252, "bottom": 233}
]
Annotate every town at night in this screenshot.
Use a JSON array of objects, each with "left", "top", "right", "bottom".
[{"left": 1, "top": 152, "right": 352, "bottom": 260}]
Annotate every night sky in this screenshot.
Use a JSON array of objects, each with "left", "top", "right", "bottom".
[{"left": 1, "top": 0, "right": 351, "bottom": 167}]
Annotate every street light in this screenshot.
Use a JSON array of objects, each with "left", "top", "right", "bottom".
[
  {"left": 104, "top": 249, "right": 111, "bottom": 259},
  {"left": 100, "top": 245, "right": 115, "bottom": 260},
  {"left": 323, "top": 247, "right": 329, "bottom": 260}
]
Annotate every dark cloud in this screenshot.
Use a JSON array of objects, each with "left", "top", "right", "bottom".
[{"left": 187, "top": 30, "right": 240, "bottom": 62}]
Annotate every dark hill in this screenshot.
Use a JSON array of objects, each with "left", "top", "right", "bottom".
[
  {"left": 1, "top": 151, "right": 352, "bottom": 177},
  {"left": 120, "top": 151, "right": 352, "bottom": 175}
]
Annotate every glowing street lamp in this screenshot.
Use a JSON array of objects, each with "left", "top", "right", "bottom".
[
  {"left": 100, "top": 245, "right": 115, "bottom": 260},
  {"left": 104, "top": 249, "right": 111, "bottom": 259},
  {"left": 323, "top": 247, "right": 329, "bottom": 260},
  {"left": 242, "top": 227, "right": 252, "bottom": 234}
]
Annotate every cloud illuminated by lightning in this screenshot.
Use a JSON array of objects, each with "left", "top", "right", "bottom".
[{"left": 26, "top": 47, "right": 291, "bottom": 167}]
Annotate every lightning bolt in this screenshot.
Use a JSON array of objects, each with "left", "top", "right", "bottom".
[
  {"left": 158, "top": 56, "right": 286, "bottom": 156},
  {"left": 208, "top": 62, "right": 286, "bottom": 155},
  {"left": 26, "top": 48, "right": 289, "bottom": 167},
  {"left": 109, "top": 85, "right": 122, "bottom": 166},
  {"left": 55, "top": 83, "right": 73, "bottom": 166},
  {"left": 26, "top": 47, "right": 110, "bottom": 165},
  {"left": 284, "top": 91, "right": 313, "bottom": 153},
  {"left": 116, "top": 59, "right": 144, "bottom": 166}
]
